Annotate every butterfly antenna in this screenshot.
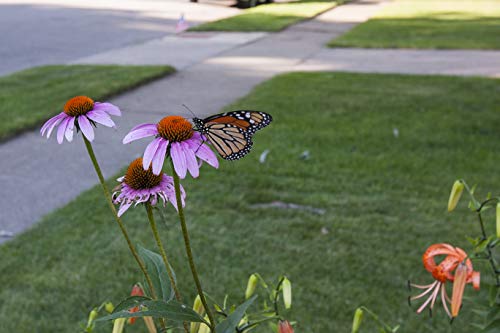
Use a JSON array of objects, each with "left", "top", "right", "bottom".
[{"left": 182, "top": 104, "right": 197, "bottom": 118}]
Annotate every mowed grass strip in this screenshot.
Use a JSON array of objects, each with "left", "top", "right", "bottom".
[
  {"left": 190, "top": 1, "right": 338, "bottom": 32},
  {"left": 0, "top": 65, "right": 175, "bottom": 141},
  {"left": 1, "top": 72, "right": 500, "bottom": 332},
  {"left": 329, "top": 0, "right": 500, "bottom": 49}
]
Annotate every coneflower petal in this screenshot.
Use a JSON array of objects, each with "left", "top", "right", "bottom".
[{"left": 78, "top": 116, "right": 94, "bottom": 141}]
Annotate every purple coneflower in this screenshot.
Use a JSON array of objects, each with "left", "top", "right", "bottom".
[
  {"left": 41, "top": 96, "right": 121, "bottom": 143},
  {"left": 113, "top": 158, "right": 185, "bottom": 216},
  {"left": 123, "top": 115, "right": 218, "bottom": 178}
]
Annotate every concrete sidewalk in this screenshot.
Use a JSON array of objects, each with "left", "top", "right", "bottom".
[
  {"left": 0, "top": 0, "right": 387, "bottom": 243},
  {"left": 297, "top": 48, "right": 500, "bottom": 78},
  {"left": 0, "top": 0, "right": 239, "bottom": 75},
  {"left": 71, "top": 32, "right": 267, "bottom": 70}
]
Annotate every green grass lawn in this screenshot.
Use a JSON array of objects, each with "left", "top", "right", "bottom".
[
  {"left": 329, "top": 0, "right": 500, "bottom": 49},
  {"left": 1, "top": 72, "right": 500, "bottom": 332},
  {"left": 0, "top": 65, "right": 174, "bottom": 141},
  {"left": 190, "top": 1, "right": 338, "bottom": 32}
]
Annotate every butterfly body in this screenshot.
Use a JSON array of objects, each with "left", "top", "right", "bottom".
[{"left": 193, "top": 110, "right": 272, "bottom": 160}]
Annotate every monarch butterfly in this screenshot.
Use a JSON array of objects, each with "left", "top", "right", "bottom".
[{"left": 192, "top": 110, "right": 272, "bottom": 160}]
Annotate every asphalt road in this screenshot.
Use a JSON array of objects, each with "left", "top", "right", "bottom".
[{"left": 0, "top": 0, "right": 238, "bottom": 75}]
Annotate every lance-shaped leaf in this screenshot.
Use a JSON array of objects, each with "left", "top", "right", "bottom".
[
  {"left": 215, "top": 295, "right": 257, "bottom": 333},
  {"left": 112, "top": 296, "right": 151, "bottom": 313},
  {"left": 138, "top": 245, "right": 175, "bottom": 301},
  {"left": 96, "top": 299, "right": 207, "bottom": 324}
]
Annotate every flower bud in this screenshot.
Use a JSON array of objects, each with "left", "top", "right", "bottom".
[
  {"left": 105, "top": 302, "right": 114, "bottom": 314},
  {"left": 128, "top": 284, "right": 144, "bottom": 325},
  {"left": 278, "top": 320, "right": 294, "bottom": 333},
  {"left": 448, "top": 180, "right": 464, "bottom": 212},
  {"left": 496, "top": 203, "right": 500, "bottom": 238},
  {"left": 282, "top": 277, "right": 292, "bottom": 309},
  {"left": 191, "top": 295, "right": 205, "bottom": 333},
  {"left": 143, "top": 317, "right": 157, "bottom": 333},
  {"left": 239, "top": 315, "right": 248, "bottom": 327},
  {"left": 245, "top": 274, "right": 258, "bottom": 299},
  {"left": 198, "top": 316, "right": 211, "bottom": 333},
  {"left": 86, "top": 308, "right": 98, "bottom": 328},
  {"left": 131, "top": 284, "right": 144, "bottom": 296},
  {"left": 193, "top": 295, "right": 204, "bottom": 315},
  {"left": 351, "top": 308, "right": 364, "bottom": 333},
  {"left": 112, "top": 318, "right": 126, "bottom": 333}
]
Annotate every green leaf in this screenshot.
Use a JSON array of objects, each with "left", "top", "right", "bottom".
[
  {"left": 467, "top": 236, "right": 481, "bottom": 247},
  {"left": 475, "top": 239, "right": 490, "bottom": 254},
  {"left": 488, "top": 305, "right": 500, "bottom": 322},
  {"left": 137, "top": 245, "right": 174, "bottom": 301},
  {"left": 112, "top": 296, "right": 151, "bottom": 313},
  {"left": 96, "top": 300, "right": 206, "bottom": 323},
  {"left": 473, "top": 309, "right": 490, "bottom": 317},
  {"left": 216, "top": 296, "right": 257, "bottom": 333},
  {"left": 490, "top": 285, "right": 498, "bottom": 307},
  {"left": 471, "top": 323, "right": 486, "bottom": 330},
  {"left": 482, "top": 318, "right": 500, "bottom": 332}
]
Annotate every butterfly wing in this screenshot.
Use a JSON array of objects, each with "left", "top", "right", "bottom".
[
  {"left": 196, "top": 110, "right": 272, "bottom": 160},
  {"left": 203, "top": 123, "right": 253, "bottom": 160},
  {"left": 202, "top": 111, "right": 272, "bottom": 133}
]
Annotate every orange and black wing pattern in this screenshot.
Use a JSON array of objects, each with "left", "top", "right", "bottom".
[{"left": 193, "top": 111, "right": 272, "bottom": 160}]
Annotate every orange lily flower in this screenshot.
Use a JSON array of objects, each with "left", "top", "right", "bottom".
[
  {"left": 408, "top": 243, "right": 480, "bottom": 319},
  {"left": 278, "top": 320, "right": 294, "bottom": 333},
  {"left": 128, "top": 284, "right": 145, "bottom": 325}
]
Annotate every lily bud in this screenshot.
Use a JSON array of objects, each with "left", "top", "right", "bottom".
[
  {"left": 448, "top": 180, "right": 464, "bottom": 212},
  {"left": 191, "top": 295, "right": 205, "bottom": 333},
  {"left": 282, "top": 277, "right": 292, "bottom": 309},
  {"left": 193, "top": 295, "right": 204, "bottom": 315},
  {"left": 351, "top": 308, "right": 364, "bottom": 333},
  {"left": 131, "top": 284, "right": 144, "bottom": 297},
  {"left": 105, "top": 302, "right": 114, "bottom": 314},
  {"left": 87, "top": 308, "right": 98, "bottom": 328},
  {"left": 128, "top": 284, "right": 144, "bottom": 325},
  {"left": 278, "top": 320, "right": 294, "bottom": 333},
  {"left": 245, "top": 274, "right": 258, "bottom": 299},
  {"left": 496, "top": 203, "right": 500, "bottom": 238},
  {"left": 143, "top": 317, "right": 157, "bottom": 333},
  {"left": 112, "top": 318, "right": 126, "bottom": 333},
  {"left": 198, "top": 316, "right": 211, "bottom": 333},
  {"left": 238, "top": 315, "right": 248, "bottom": 327},
  {"left": 451, "top": 262, "right": 468, "bottom": 317}
]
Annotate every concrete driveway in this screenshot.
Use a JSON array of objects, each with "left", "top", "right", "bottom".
[{"left": 0, "top": 0, "right": 239, "bottom": 75}]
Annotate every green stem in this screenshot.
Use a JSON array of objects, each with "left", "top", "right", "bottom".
[
  {"left": 477, "top": 198, "right": 499, "bottom": 212},
  {"left": 359, "top": 306, "right": 394, "bottom": 332},
  {"left": 236, "top": 316, "right": 281, "bottom": 333},
  {"left": 171, "top": 160, "right": 216, "bottom": 332},
  {"left": 145, "top": 203, "right": 189, "bottom": 333},
  {"left": 476, "top": 211, "right": 500, "bottom": 286},
  {"left": 145, "top": 204, "right": 182, "bottom": 300},
  {"left": 82, "top": 137, "right": 156, "bottom": 298},
  {"left": 461, "top": 180, "right": 481, "bottom": 210},
  {"left": 273, "top": 277, "right": 285, "bottom": 316}
]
